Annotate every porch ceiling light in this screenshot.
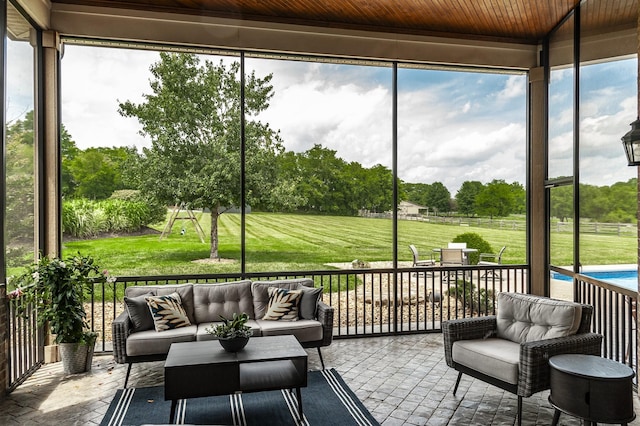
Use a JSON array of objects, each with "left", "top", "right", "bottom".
[{"left": 622, "top": 118, "right": 640, "bottom": 166}]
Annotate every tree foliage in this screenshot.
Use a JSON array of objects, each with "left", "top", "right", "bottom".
[
  {"left": 455, "top": 180, "right": 483, "bottom": 216},
  {"left": 549, "top": 179, "right": 637, "bottom": 223},
  {"left": 5, "top": 111, "right": 35, "bottom": 266},
  {"left": 427, "top": 182, "right": 452, "bottom": 214},
  {"left": 119, "top": 53, "right": 285, "bottom": 258},
  {"left": 276, "top": 144, "right": 394, "bottom": 215},
  {"left": 402, "top": 183, "right": 430, "bottom": 207},
  {"left": 475, "top": 179, "right": 515, "bottom": 219}
]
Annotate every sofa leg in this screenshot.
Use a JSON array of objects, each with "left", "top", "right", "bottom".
[
  {"left": 317, "top": 347, "right": 326, "bottom": 370},
  {"left": 517, "top": 396, "right": 522, "bottom": 426},
  {"left": 453, "top": 371, "right": 463, "bottom": 395},
  {"left": 124, "top": 363, "right": 133, "bottom": 388}
]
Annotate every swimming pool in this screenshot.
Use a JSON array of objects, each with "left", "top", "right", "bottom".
[{"left": 551, "top": 270, "right": 637, "bottom": 292}]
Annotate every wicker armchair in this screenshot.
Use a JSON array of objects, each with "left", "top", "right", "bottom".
[{"left": 442, "top": 293, "right": 602, "bottom": 426}]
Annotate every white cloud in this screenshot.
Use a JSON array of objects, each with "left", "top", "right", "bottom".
[
  {"left": 497, "top": 75, "right": 526, "bottom": 101},
  {"left": 61, "top": 45, "right": 159, "bottom": 150}
]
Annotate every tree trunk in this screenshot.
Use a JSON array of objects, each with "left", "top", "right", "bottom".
[{"left": 210, "top": 207, "right": 220, "bottom": 259}]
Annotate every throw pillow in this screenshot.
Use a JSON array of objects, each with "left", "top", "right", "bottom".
[
  {"left": 124, "top": 292, "right": 155, "bottom": 331},
  {"left": 299, "top": 286, "right": 323, "bottom": 320},
  {"left": 262, "top": 287, "right": 302, "bottom": 321},
  {"left": 145, "top": 292, "right": 192, "bottom": 332}
]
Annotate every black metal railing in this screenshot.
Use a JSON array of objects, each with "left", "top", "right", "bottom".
[
  {"left": 551, "top": 266, "right": 638, "bottom": 382},
  {"left": 12, "top": 263, "right": 636, "bottom": 390},
  {"left": 84, "top": 264, "right": 528, "bottom": 352},
  {"left": 7, "top": 298, "right": 44, "bottom": 391}
]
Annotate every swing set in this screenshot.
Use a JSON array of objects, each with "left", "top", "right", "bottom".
[{"left": 160, "top": 202, "right": 206, "bottom": 243}]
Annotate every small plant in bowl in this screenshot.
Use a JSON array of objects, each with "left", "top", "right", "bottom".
[{"left": 206, "top": 313, "right": 252, "bottom": 352}]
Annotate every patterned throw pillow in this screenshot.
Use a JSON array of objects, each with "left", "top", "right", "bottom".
[
  {"left": 262, "top": 287, "right": 302, "bottom": 321},
  {"left": 145, "top": 292, "right": 192, "bottom": 332}
]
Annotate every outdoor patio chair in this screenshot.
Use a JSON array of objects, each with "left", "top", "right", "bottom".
[
  {"left": 448, "top": 242, "right": 468, "bottom": 263},
  {"left": 439, "top": 248, "right": 464, "bottom": 281},
  {"left": 443, "top": 292, "right": 602, "bottom": 426},
  {"left": 409, "top": 244, "right": 436, "bottom": 268},
  {"left": 478, "top": 246, "right": 506, "bottom": 278}
]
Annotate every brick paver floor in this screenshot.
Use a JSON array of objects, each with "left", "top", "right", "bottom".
[{"left": 1, "top": 333, "right": 639, "bottom": 425}]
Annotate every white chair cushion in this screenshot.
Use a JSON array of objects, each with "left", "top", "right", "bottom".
[
  {"left": 496, "top": 292, "right": 582, "bottom": 343},
  {"left": 452, "top": 338, "right": 520, "bottom": 385}
]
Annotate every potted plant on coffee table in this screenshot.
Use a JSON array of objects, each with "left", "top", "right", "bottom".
[
  {"left": 10, "top": 253, "right": 114, "bottom": 374},
  {"left": 206, "top": 312, "right": 252, "bottom": 352}
]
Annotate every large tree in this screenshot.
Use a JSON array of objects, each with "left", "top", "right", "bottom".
[
  {"left": 475, "top": 179, "right": 514, "bottom": 219},
  {"left": 455, "top": 180, "right": 483, "bottom": 216},
  {"left": 119, "top": 53, "right": 284, "bottom": 259},
  {"left": 427, "top": 181, "right": 451, "bottom": 215}
]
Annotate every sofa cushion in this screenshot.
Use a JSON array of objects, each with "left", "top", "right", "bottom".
[
  {"left": 299, "top": 286, "right": 323, "bottom": 320},
  {"left": 257, "top": 319, "right": 323, "bottom": 343},
  {"left": 126, "top": 325, "right": 197, "bottom": 357},
  {"left": 193, "top": 280, "right": 255, "bottom": 323},
  {"left": 145, "top": 292, "right": 192, "bottom": 332},
  {"left": 252, "top": 279, "right": 313, "bottom": 319},
  {"left": 452, "top": 338, "right": 520, "bottom": 385},
  {"left": 496, "top": 292, "right": 583, "bottom": 343},
  {"left": 124, "top": 292, "right": 155, "bottom": 332},
  {"left": 125, "top": 284, "right": 195, "bottom": 325},
  {"left": 195, "top": 320, "right": 261, "bottom": 341},
  {"left": 263, "top": 287, "right": 302, "bottom": 321}
]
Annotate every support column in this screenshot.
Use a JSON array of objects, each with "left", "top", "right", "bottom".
[
  {"left": 39, "top": 31, "right": 60, "bottom": 258},
  {"left": 529, "top": 66, "right": 547, "bottom": 297}
]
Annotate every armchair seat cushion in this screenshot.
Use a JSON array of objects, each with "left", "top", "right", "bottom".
[
  {"left": 452, "top": 337, "right": 520, "bottom": 385},
  {"left": 496, "top": 292, "right": 582, "bottom": 343}
]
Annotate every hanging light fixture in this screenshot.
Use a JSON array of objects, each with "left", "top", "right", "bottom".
[{"left": 622, "top": 118, "right": 640, "bottom": 166}]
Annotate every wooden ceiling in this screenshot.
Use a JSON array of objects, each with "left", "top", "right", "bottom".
[{"left": 50, "top": 0, "right": 637, "bottom": 45}]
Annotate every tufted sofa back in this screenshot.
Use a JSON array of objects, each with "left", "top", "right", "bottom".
[{"left": 192, "top": 280, "right": 255, "bottom": 323}]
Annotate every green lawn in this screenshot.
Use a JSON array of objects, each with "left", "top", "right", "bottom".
[{"left": 61, "top": 212, "right": 637, "bottom": 277}]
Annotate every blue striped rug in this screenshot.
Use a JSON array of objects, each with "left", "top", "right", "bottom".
[{"left": 101, "top": 368, "right": 380, "bottom": 425}]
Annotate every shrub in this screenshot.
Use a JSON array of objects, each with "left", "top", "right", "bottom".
[
  {"left": 62, "top": 199, "right": 109, "bottom": 238},
  {"left": 110, "top": 190, "right": 167, "bottom": 225},
  {"left": 452, "top": 232, "right": 493, "bottom": 265},
  {"left": 63, "top": 197, "right": 166, "bottom": 238},
  {"left": 446, "top": 279, "right": 495, "bottom": 314}
]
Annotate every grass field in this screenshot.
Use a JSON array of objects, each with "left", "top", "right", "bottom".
[{"left": 61, "top": 212, "right": 637, "bottom": 277}]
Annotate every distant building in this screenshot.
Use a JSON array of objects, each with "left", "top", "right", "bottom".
[{"left": 398, "top": 201, "right": 428, "bottom": 216}]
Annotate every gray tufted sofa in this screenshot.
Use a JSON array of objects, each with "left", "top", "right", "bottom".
[
  {"left": 443, "top": 292, "right": 602, "bottom": 426},
  {"left": 112, "top": 278, "right": 334, "bottom": 387}
]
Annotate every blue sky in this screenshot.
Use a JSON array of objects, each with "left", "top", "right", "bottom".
[{"left": 46, "top": 45, "right": 637, "bottom": 194}]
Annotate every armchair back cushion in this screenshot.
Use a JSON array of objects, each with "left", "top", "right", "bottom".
[
  {"left": 496, "top": 292, "right": 583, "bottom": 343},
  {"left": 193, "top": 280, "right": 254, "bottom": 323}
]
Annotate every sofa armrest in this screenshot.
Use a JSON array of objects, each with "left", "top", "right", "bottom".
[
  {"left": 112, "top": 310, "right": 132, "bottom": 364},
  {"left": 442, "top": 316, "right": 497, "bottom": 367},
  {"left": 518, "top": 332, "right": 603, "bottom": 397},
  {"left": 316, "top": 300, "right": 334, "bottom": 347}
]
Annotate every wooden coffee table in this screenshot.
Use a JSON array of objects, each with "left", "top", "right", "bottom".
[{"left": 164, "top": 335, "right": 308, "bottom": 423}]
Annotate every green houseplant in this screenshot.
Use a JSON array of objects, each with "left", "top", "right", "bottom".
[
  {"left": 10, "top": 253, "right": 114, "bottom": 374},
  {"left": 206, "top": 312, "right": 252, "bottom": 352}
]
